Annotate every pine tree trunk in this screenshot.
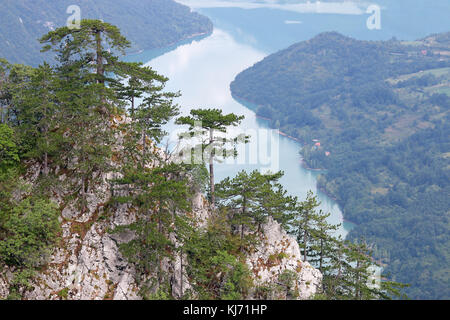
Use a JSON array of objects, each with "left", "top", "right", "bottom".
[
  {"left": 158, "top": 204, "right": 162, "bottom": 233},
  {"left": 43, "top": 124, "right": 49, "bottom": 176},
  {"left": 209, "top": 158, "right": 214, "bottom": 207},
  {"left": 303, "top": 217, "right": 308, "bottom": 262},
  {"left": 356, "top": 259, "right": 361, "bottom": 300},
  {"left": 180, "top": 249, "right": 183, "bottom": 297},
  {"left": 43, "top": 151, "right": 48, "bottom": 176},
  {"left": 303, "top": 231, "right": 308, "bottom": 262},
  {"left": 95, "top": 29, "right": 108, "bottom": 115},
  {"left": 95, "top": 31, "right": 104, "bottom": 84},
  {"left": 335, "top": 247, "right": 342, "bottom": 298},
  {"left": 142, "top": 129, "right": 146, "bottom": 168},
  {"left": 240, "top": 195, "right": 247, "bottom": 251},
  {"left": 209, "top": 128, "right": 215, "bottom": 210},
  {"left": 81, "top": 176, "right": 86, "bottom": 211},
  {"left": 42, "top": 95, "right": 49, "bottom": 176},
  {"left": 319, "top": 237, "right": 324, "bottom": 272}
]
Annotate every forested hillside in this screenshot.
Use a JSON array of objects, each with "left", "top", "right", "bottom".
[
  {"left": 0, "top": 0, "right": 212, "bottom": 66},
  {"left": 231, "top": 32, "right": 450, "bottom": 299}
]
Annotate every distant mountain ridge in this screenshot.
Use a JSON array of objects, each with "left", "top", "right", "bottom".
[{"left": 0, "top": 0, "right": 213, "bottom": 66}]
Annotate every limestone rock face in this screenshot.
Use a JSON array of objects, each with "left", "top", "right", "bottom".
[
  {"left": 10, "top": 187, "right": 141, "bottom": 300},
  {"left": 247, "top": 217, "right": 322, "bottom": 300},
  {"left": 0, "top": 182, "right": 321, "bottom": 300},
  {"left": 0, "top": 271, "right": 9, "bottom": 298}
]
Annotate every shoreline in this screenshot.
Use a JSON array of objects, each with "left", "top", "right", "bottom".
[
  {"left": 277, "top": 129, "right": 301, "bottom": 142},
  {"left": 233, "top": 94, "right": 328, "bottom": 170},
  {"left": 317, "top": 185, "right": 359, "bottom": 228},
  {"left": 233, "top": 93, "right": 357, "bottom": 230},
  {"left": 127, "top": 30, "right": 213, "bottom": 57},
  {"left": 299, "top": 158, "right": 327, "bottom": 172},
  {"left": 317, "top": 186, "right": 359, "bottom": 228},
  {"left": 255, "top": 114, "right": 271, "bottom": 121},
  {"left": 233, "top": 94, "right": 305, "bottom": 144}
]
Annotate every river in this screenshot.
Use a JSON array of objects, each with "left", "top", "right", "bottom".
[{"left": 125, "top": 0, "right": 450, "bottom": 240}]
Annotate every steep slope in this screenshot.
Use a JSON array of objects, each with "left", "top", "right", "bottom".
[
  {"left": 0, "top": 169, "right": 322, "bottom": 301},
  {"left": 230, "top": 32, "right": 450, "bottom": 299},
  {"left": 0, "top": 117, "right": 321, "bottom": 300},
  {"left": 0, "top": 0, "right": 213, "bottom": 66}
]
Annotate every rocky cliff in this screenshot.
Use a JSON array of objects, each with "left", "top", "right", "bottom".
[
  {"left": 0, "top": 177, "right": 321, "bottom": 300},
  {"left": 0, "top": 119, "right": 321, "bottom": 300}
]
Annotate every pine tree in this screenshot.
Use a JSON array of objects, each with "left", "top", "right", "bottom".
[
  {"left": 0, "top": 123, "right": 21, "bottom": 216},
  {"left": 291, "top": 191, "right": 322, "bottom": 263},
  {"left": 0, "top": 59, "right": 11, "bottom": 124},
  {"left": 343, "top": 239, "right": 409, "bottom": 300},
  {"left": 176, "top": 109, "right": 248, "bottom": 208},
  {"left": 40, "top": 19, "right": 130, "bottom": 85},
  {"left": 318, "top": 237, "right": 409, "bottom": 300},
  {"left": 215, "top": 170, "right": 262, "bottom": 241},
  {"left": 308, "top": 209, "right": 340, "bottom": 274},
  {"left": 39, "top": 20, "right": 135, "bottom": 209},
  {"left": 111, "top": 162, "right": 193, "bottom": 298},
  {"left": 183, "top": 208, "right": 253, "bottom": 300},
  {"left": 256, "top": 172, "right": 297, "bottom": 229},
  {"left": 16, "top": 63, "right": 61, "bottom": 177},
  {"left": 133, "top": 71, "right": 180, "bottom": 167},
  {"left": 321, "top": 237, "right": 349, "bottom": 299},
  {"left": 0, "top": 124, "right": 19, "bottom": 172},
  {"left": 0, "top": 197, "right": 60, "bottom": 299},
  {"left": 3, "top": 63, "right": 35, "bottom": 127},
  {"left": 215, "top": 170, "right": 297, "bottom": 243},
  {"left": 112, "top": 62, "right": 162, "bottom": 117}
]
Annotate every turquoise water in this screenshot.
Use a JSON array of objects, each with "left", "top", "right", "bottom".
[{"left": 126, "top": 1, "right": 450, "bottom": 239}]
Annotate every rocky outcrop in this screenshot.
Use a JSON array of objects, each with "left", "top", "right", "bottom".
[
  {"left": 0, "top": 121, "right": 321, "bottom": 300},
  {"left": 0, "top": 171, "right": 141, "bottom": 300},
  {"left": 0, "top": 174, "right": 322, "bottom": 300},
  {"left": 191, "top": 193, "right": 323, "bottom": 300},
  {"left": 247, "top": 217, "right": 322, "bottom": 300}
]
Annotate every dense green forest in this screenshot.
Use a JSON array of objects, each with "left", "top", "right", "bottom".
[
  {"left": 0, "top": 21, "right": 406, "bottom": 300},
  {"left": 0, "top": 0, "right": 213, "bottom": 66},
  {"left": 231, "top": 31, "right": 450, "bottom": 299}
]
